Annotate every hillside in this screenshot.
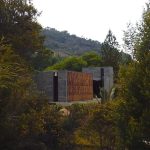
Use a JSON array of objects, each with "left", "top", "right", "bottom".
[{"left": 43, "top": 27, "right": 101, "bottom": 56}]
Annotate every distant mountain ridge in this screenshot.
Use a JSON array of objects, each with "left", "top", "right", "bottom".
[{"left": 42, "top": 27, "right": 101, "bottom": 56}]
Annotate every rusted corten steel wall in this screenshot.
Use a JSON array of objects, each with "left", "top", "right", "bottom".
[{"left": 67, "top": 71, "right": 93, "bottom": 102}]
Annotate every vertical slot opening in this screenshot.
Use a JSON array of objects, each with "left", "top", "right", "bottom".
[
  {"left": 93, "top": 80, "right": 101, "bottom": 98},
  {"left": 53, "top": 72, "right": 58, "bottom": 102}
]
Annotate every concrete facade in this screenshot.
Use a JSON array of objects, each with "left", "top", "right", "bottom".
[
  {"left": 82, "top": 67, "right": 102, "bottom": 81},
  {"left": 35, "top": 70, "right": 93, "bottom": 102},
  {"left": 35, "top": 70, "right": 68, "bottom": 102},
  {"left": 82, "top": 67, "right": 114, "bottom": 97},
  {"left": 103, "top": 67, "right": 114, "bottom": 94},
  {"left": 35, "top": 67, "right": 114, "bottom": 102},
  {"left": 58, "top": 70, "right": 68, "bottom": 102},
  {"left": 35, "top": 71, "right": 54, "bottom": 102}
]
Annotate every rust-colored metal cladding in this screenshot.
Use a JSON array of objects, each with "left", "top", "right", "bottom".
[{"left": 67, "top": 71, "right": 93, "bottom": 101}]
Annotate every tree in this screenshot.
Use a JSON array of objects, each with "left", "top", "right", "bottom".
[
  {"left": 45, "top": 51, "right": 103, "bottom": 72},
  {"left": 89, "top": 102, "right": 117, "bottom": 149},
  {"left": 101, "top": 30, "right": 121, "bottom": 76},
  {"left": 0, "top": 39, "right": 37, "bottom": 149},
  {"left": 45, "top": 56, "right": 87, "bottom": 72},
  {"left": 135, "top": 2, "right": 150, "bottom": 62},
  {"left": 0, "top": 39, "right": 32, "bottom": 112},
  {"left": 123, "top": 23, "right": 138, "bottom": 59},
  {"left": 32, "top": 48, "right": 56, "bottom": 71},
  {"left": 82, "top": 51, "right": 102, "bottom": 67},
  {"left": 103, "top": 30, "right": 119, "bottom": 49},
  {"left": 120, "top": 51, "right": 132, "bottom": 65},
  {"left": 117, "top": 2, "right": 150, "bottom": 149},
  {"left": 0, "top": 0, "right": 44, "bottom": 63}
]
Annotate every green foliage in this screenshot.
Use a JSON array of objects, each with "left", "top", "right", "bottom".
[
  {"left": 82, "top": 52, "right": 102, "bottom": 67},
  {"left": 0, "top": 40, "right": 33, "bottom": 113},
  {"left": 0, "top": 39, "right": 45, "bottom": 149},
  {"left": 43, "top": 27, "right": 101, "bottom": 55},
  {"left": 120, "top": 51, "right": 132, "bottom": 65},
  {"left": 123, "top": 23, "right": 138, "bottom": 58},
  {"left": 116, "top": 3, "right": 150, "bottom": 149},
  {"left": 32, "top": 48, "right": 58, "bottom": 71},
  {"left": 0, "top": 0, "right": 42, "bottom": 57},
  {"left": 0, "top": 45, "right": 64, "bottom": 149},
  {"left": 62, "top": 103, "right": 100, "bottom": 149},
  {"left": 135, "top": 2, "right": 150, "bottom": 61},
  {"left": 88, "top": 102, "right": 117, "bottom": 149},
  {"left": 0, "top": 0, "right": 50, "bottom": 70},
  {"left": 101, "top": 30, "right": 121, "bottom": 76},
  {"left": 45, "top": 51, "right": 103, "bottom": 71},
  {"left": 46, "top": 56, "right": 87, "bottom": 71},
  {"left": 117, "top": 60, "right": 150, "bottom": 149}
]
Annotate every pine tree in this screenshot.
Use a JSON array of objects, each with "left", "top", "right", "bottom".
[{"left": 101, "top": 30, "right": 121, "bottom": 76}]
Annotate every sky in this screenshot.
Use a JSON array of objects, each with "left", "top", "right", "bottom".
[{"left": 33, "top": 0, "right": 148, "bottom": 44}]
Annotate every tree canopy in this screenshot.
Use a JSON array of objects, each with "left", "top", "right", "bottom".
[
  {"left": 0, "top": 0, "right": 44, "bottom": 63},
  {"left": 101, "top": 30, "right": 121, "bottom": 76},
  {"left": 117, "top": 2, "right": 150, "bottom": 149},
  {"left": 45, "top": 52, "right": 103, "bottom": 71}
]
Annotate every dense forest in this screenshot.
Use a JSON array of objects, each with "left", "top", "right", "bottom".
[
  {"left": 0, "top": 0, "right": 150, "bottom": 150},
  {"left": 43, "top": 27, "right": 101, "bottom": 56}
]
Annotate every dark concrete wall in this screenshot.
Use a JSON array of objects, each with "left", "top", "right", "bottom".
[
  {"left": 82, "top": 67, "right": 101, "bottom": 81},
  {"left": 82, "top": 67, "right": 114, "bottom": 96},
  {"left": 58, "top": 70, "right": 68, "bottom": 102},
  {"left": 35, "top": 71, "right": 54, "bottom": 102},
  {"left": 103, "top": 67, "right": 114, "bottom": 94}
]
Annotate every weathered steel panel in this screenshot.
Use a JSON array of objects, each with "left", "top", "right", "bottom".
[{"left": 67, "top": 71, "right": 93, "bottom": 102}]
